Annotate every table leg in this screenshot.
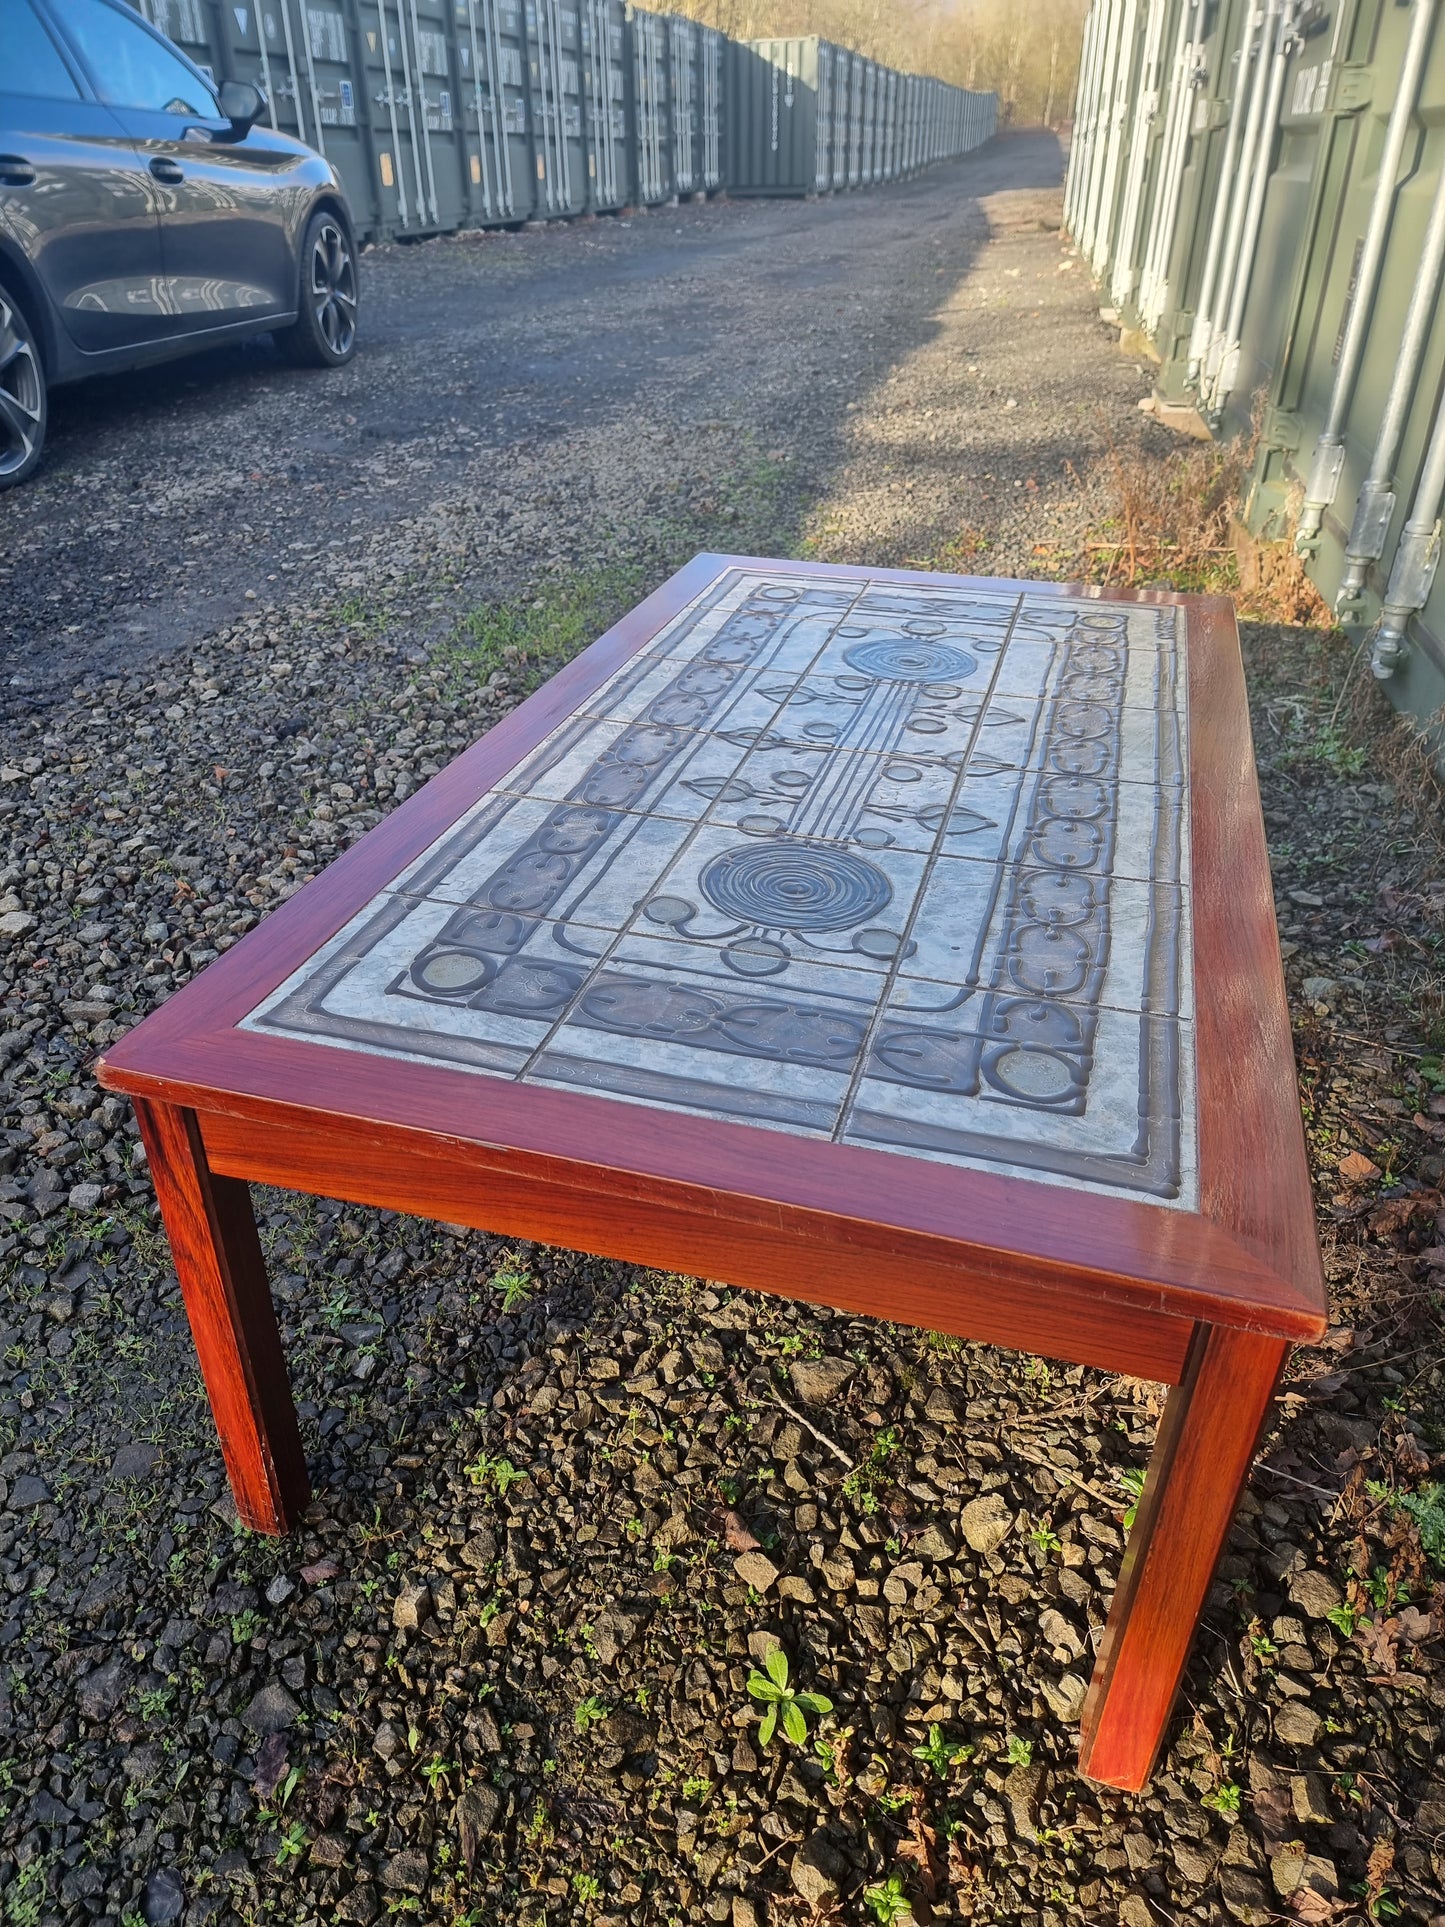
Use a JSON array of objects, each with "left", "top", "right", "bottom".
[
  {"left": 134, "top": 1098, "right": 310, "bottom": 1535},
  {"left": 1077, "top": 1321, "right": 1288, "bottom": 1790}
]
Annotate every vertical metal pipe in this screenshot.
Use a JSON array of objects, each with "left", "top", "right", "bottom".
[
  {"left": 1197, "top": 0, "right": 1278, "bottom": 395},
  {"left": 1371, "top": 370, "right": 1445, "bottom": 677},
  {"left": 1092, "top": 0, "right": 1141, "bottom": 277},
  {"left": 464, "top": 0, "right": 493, "bottom": 218},
  {"left": 1075, "top": 0, "right": 1110, "bottom": 246},
  {"left": 377, "top": 1, "right": 410, "bottom": 228},
  {"left": 1296, "top": 0, "right": 1438, "bottom": 548},
  {"left": 1111, "top": 0, "right": 1168, "bottom": 309},
  {"left": 1139, "top": 0, "right": 1209, "bottom": 332},
  {"left": 1206, "top": 0, "right": 1296, "bottom": 415},
  {"left": 1134, "top": 0, "right": 1192, "bottom": 320},
  {"left": 254, "top": 5, "right": 278, "bottom": 131},
  {"left": 294, "top": 0, "right": 327, "bottom": 159},
  {"left": 1337, "top": 157, "right": 1445, "bottom": 609},
  {"left": 1186, "top": 1, "right": 1260, "bottom": 377},
  {"left": 277, "top": 0, "right": 309, "bottom": 145},
  {"left": 1088, "top": 0, "right": 1130, "bottom": 255},
  {"left": 405, "top": 0, "right": 440, "bottom": 226},
  {"left": 490, "top": 0, "right": 515, "bottom": 217},
  {"left": 1078, "top": 0, "right": 1109, "bottom": 240}
]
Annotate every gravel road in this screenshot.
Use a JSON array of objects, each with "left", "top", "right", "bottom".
[
  {"left": 4, "top": 130, "right": 1445, "bottom": 1927},
  {"left": 0, "top": 129, "right": 1135, "bottom": 708}
]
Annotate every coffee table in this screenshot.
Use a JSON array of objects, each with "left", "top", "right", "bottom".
[{"left": 98, "top": 555, "right": 1325, "bottom": 1790}]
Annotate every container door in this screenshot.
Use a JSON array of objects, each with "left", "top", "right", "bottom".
[
  {"left": 454, "top": 0, "right": 507, "bottom": 223},
  {"left": 630, "top": 8, "right": 671, "bottom": 204},
  {"left": 525, "top": 0, "right": 585, "bottom": 215},
  {"left": 490, "top": 0, "right": 535, "bottom": 221},
  {"left": 581, "top": 0, "right": 625, "bottom": 210},
  {"left": 831, "top": 46, "right": 848, "bottom": 187},
  {"left": 862, "top": 60, "right": 875, "bottom": 183},
  {"left": 814, "top": 41, "right": 831, "bottom": 191},
  {"left": 355, "top": 0, "right": 426, "bottom": 231},
  {"left": 847, "top": 53, "right": 861, "bottom": 186},
  {"left": 354, "top": 0, "right": 467, "bottom": 233},
  {"left": 409, "top": 1, "right": 468, "bottom": 231},
  {"left": 699, "top": 23, "right": 721, "bottom": 189},
  {"left": 669, "top": 17, "right": 695, "bottom": 195}
]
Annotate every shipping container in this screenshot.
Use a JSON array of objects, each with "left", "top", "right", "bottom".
[
  {"left": 832, "top": 48, "right": 855, "bottom": 185},
  {"left": 628, "top": 6, "right": 674, "bottom": 203},
  {"left": 1067, "top": 0, "right": 1445, "bottom": 738},
  {"left": 523, "top": 0, "right": 588, "bottom": 218},
  {"left": 581, "top": 0, "right": 628, "bottom": 211},
  {"left": 126, "top": 1, "right": 996, "bottom": 251},
  {"left": 669, "top": 15, "right": 699, "bottom": 195},
  {"left": 698, "top": 22, "right": 725, "bottom": 191},
  {"left": 726, "top": 38, "right": 822, "bottom": 197}
]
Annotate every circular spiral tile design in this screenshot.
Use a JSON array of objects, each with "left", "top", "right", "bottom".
[
  {"left": 842, "top": 637, "right": 977, "bottom": 682},
  {"left": 700, "top": 840, "right": 892, "bottom": 932}
]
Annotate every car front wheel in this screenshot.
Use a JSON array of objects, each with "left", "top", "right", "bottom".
[
  {"left": 279, "top": 210, "right": 358, "bottom": 369},
  {"left": 0, "top": 285, "right": 47, "bottom": 489}
]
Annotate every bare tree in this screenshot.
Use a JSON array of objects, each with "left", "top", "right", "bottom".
[{"left": 668, "top": 0, "right": 1088, "bottom": 125}]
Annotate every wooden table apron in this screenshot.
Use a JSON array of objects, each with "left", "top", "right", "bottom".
[{"left": 97, "top": 556, "right": 1326, "bottom": 1793}]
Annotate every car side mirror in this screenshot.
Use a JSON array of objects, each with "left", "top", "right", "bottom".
[{"left": 217, "top": 80, "right": 265, "bottom": 134}]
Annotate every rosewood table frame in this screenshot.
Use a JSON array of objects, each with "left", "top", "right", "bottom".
[{"left": 98, "top": 556, "right": 1326, "bottom": 1793}]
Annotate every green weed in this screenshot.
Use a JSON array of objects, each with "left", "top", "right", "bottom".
[
  {"left": 465, "top": 1452, "right": 526, "bottom": 1495},
  {"left": 745, "top": 1645, "right": 832, "bottom": 1748},
  {"left": 863, "top": 1873, "right": 913, "bottom": 1924},
  {"left": 911, "top": 1723, "right": 973, "bottom": 1780},
  {"left": 574, "top": 1695, "right": 609, "bottom": 1735}
]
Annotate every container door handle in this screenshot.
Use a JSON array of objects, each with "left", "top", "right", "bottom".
[{"left": 149, "top": 157, "right": 185, "bottom": 184}]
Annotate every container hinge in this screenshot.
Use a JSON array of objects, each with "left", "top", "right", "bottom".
[
  {"left": 1328, "top": 65, "right": 1373, "bottom": 114},
  {"left": 1387, "top": 522, "right": 1441, "bottom": 618},
  {"left": 1262, "top": 406, "right": 1302, "bottom": 452},
  {"left": 1346, "top": 481, "right": 1396, "bottom": 567}
]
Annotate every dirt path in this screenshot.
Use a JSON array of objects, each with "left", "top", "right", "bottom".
[{"left": 0, "top": 130, "right": 1142, "bottom": 710}]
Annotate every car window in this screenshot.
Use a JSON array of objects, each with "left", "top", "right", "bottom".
[
  {"left": 1, "top": 0, "right": 83, "bottom": 99},
  {"left": 58, "top": 0, "right": 217, "bottom": 115}
]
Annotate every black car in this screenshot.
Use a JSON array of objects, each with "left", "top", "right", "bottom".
[{"left": 0, "top": 0, "right": 359, "bottom": 487}]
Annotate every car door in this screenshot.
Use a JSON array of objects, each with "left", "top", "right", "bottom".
[
  {"left": 0, "top": 0, "right": 167, "bottom": 356},
  {"left": 45, "top": 0, "right": 299, "bottom": 335}
]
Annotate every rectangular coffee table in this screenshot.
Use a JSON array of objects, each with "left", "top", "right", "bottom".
[{"left": 98, "top": 555, "right": 1325, "bottom": 1791}]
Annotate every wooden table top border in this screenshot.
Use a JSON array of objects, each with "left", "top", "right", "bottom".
[{"left": 97, "top": 556, "right": 1327, "bottom": 1343}]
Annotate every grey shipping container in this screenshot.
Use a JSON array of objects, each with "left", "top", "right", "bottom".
[
  {"left": 628, "top": 6, "right": 673, "bottom": 204},
  {"left": 727, "top": 38, "right": 831, "bottom": 197},
  {"left": 352, "top": 0, "right": 469, "bottom": 236},
  {"left": 452, "top": 0, "right": 534, "bottom": 224},
  {"left": 697, "top": 21, "right": 723, "bottom": 190},
  {"left": 830, "top": 49, "right": 850, "bottom": 188},
  {"left": 581, "top": 0, "right": 628, "bottom": 211},
  {"left": 127, "top": 0, "right": 996, "bottom": 249},
  {"left": 525, "top": 0, "right": 588, "bottom": 217},
  {"left": 846, "top": 51, "right": 863, "bottom": 186},
  {"left": 669, "top": 15, "right": 699, "bottom": 195}
]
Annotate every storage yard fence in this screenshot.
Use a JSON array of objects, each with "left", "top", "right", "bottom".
[
  {"left": 1066, "top": 0, "right": 1445, "bottom": 731},
  {"left": 129, "top": 2, "right": 995, "bottom": 234}
]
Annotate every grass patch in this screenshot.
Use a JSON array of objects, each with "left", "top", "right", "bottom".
[
  {"left": 447, "top": 564, "right": 648, "bottom": 695},
  {"left": 1079, "top": 422, "right": 1332, "bottom": 625},
  {"left": 441, "top": 445, "right": 801, "bottom": 700}
]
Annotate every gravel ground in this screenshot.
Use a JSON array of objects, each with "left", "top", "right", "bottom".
[{"left": 3, "top": 129, "right": 1445, "bottom": 1927}]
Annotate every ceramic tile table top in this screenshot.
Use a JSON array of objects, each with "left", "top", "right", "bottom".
[{"left": 98, "top": 556, "right": 1326, "bottom": 1791}]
